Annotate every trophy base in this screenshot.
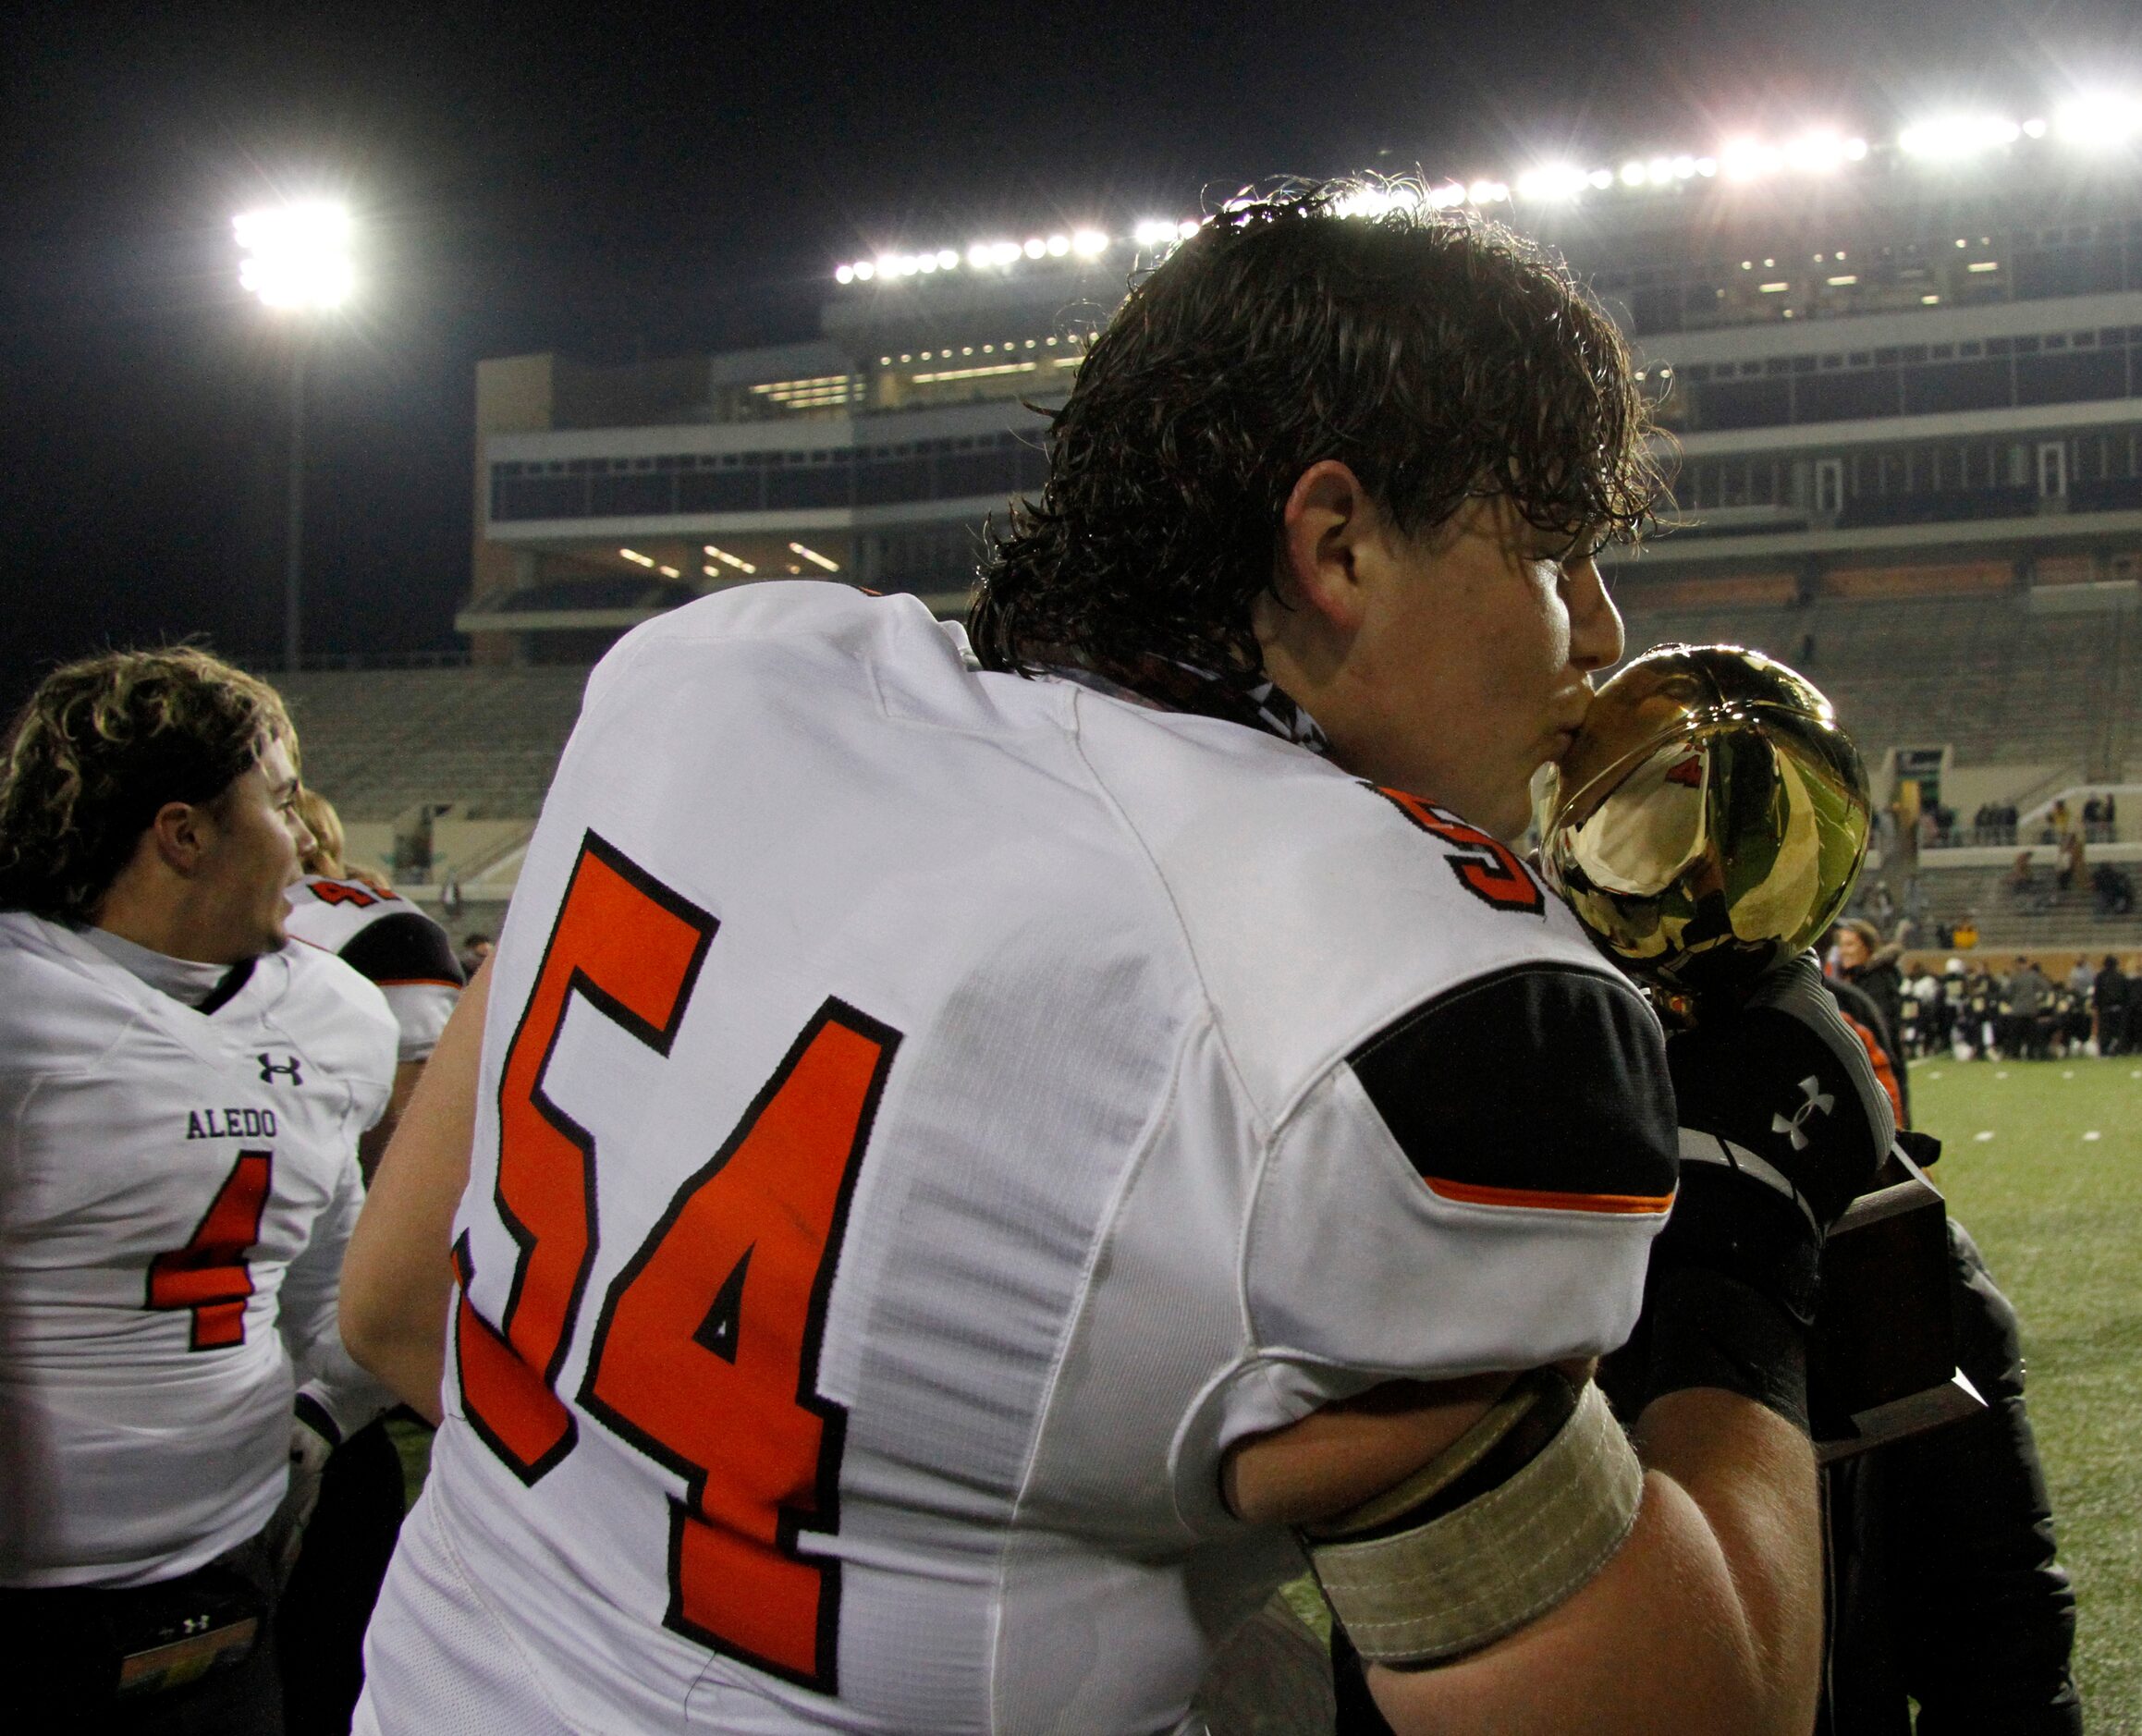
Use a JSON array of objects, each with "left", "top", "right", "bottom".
[
  {"left": 1814, "top": 1371, "right": 1988, "bottom": 1466},
  {"left": 1808, "top": 1155, "right": 1989, "bottom": 1462}
]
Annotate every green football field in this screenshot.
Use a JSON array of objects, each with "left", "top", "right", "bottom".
[{"left": 1909, "top": 1053, "right": 2142, "bottom": 1730}]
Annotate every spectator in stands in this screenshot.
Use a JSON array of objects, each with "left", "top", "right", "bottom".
[
  {"left": 1953, "top": 913, "right": 1979, "bottom": 950},
  {"left": 1832, "top": 918, "right": 1906, "bottom": 1057},
  {"left": 2082, "top": 796, "right": 2103, "bottom": 840},
  {"left": 2057, "top": 829, "right": 2086, "bottom": 895},
  {"left": 2126, "top": 956, "right": 2142, "bottom": 1056},
  {"left": 2090, "top": 861, "right": 2133, "bottom": 916},
  {"left": 2007, "top": 851, "right": 2039, "bottom": 902},
  {"left": 2093, "top": 957, "right": 2129, "bottom": 1057},
  {"left": 1867, "top": 881, "right": 1897, "bottom": 930}
]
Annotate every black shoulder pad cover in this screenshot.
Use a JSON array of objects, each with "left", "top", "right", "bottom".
[
  {"left": 340, "top": 910, "right": 465, "bottom": 989},
  {"left": 1347, "top": 965, "right": 1677, "bottom": 1213}
]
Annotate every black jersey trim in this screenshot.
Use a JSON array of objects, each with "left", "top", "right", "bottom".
[
  {"left": 196, "top": 958, "right": 258, "bottom": 1017},
  {"left": 339, "top": 911, "right": 465, "bottom": 991},
  {"left": 1347, "top": 964, "right": 1677, "bottom": 1213}
]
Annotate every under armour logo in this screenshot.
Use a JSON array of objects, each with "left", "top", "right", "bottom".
[
  {"left": 257, "top": 1053, "right": 304, "bottom": 1087},
  {"left": 1771, "top": 1076, "right": 1835, "bottom": 1150}
]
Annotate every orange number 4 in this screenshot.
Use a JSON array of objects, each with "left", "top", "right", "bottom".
[
  {"left": 146, "top": 1150, "right": 272, "bottom": 1350},
  {"left": 455, "top": 832, "right": 901, "bottom": 1695}
]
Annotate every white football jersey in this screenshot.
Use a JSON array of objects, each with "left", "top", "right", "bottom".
[
  {"left": 361, "top": 586, "right": 1675, "bottom": 1735},
  {"left": 286, "top": 874, "right": 464, "bottom": 1065},
  {"left": 0, "top": 913, "right": 398, "bottom": 1588}
]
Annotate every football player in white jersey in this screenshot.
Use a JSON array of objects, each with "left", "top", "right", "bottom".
[
  {"left": 0, "top": 648, "right": 398, "bottom": 1733},
  {"left": 347, "top": 186, "right": 1891, "bottom": 1734},
  {"left": 285, "top": 787, "right": 466, "bottom": 1180},
  {"left": 277, "top": 788, "right": 466, "bottom": 1735}
]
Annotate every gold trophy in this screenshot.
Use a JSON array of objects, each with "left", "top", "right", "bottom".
[
  {"left": 1536, "top": 644, "right": 1981, "bottom": 1459},
  {"left": 1532, "top": 643, "right": 1870, "bottom": 1005}
]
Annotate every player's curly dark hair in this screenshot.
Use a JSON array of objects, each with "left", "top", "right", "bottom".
[
  {"left": 0, "top": 647, "right": 294, "bottom": 923},
  {"left": 968, "top": 179, "right": 1667, "bottom": 680}
]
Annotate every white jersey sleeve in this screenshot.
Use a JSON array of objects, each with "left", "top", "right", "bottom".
[
  {"left": 285, "top": 1153, "right": 397, "bottom": 1440},
  {"left": 1045, "top": 689, "right": 1676, "bottom": 1521},
  {"left": 0, "top": 915, "right": 397, "bottom": 1587},
  {"left": 286, "top": 874, "right": 464, "bottom": 1065}
]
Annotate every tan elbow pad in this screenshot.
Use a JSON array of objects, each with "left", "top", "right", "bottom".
[{"left": 1302, "top": 1372, "right": 1643, "bottom": 1666}]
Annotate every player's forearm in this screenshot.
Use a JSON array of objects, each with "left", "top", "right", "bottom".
[
  {"left": 1627, "top": 1388, "right": 1823, "bottom": 1725},
  {"left": 1366, "top": 1388, "right": 1819, "bottom": 1735}
]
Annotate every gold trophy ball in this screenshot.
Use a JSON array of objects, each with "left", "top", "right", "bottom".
[{"left": 1533, "top": 643, "right": 1871, "bottom": 997}]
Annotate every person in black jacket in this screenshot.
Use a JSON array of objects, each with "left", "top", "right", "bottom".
[
  {"left": 2093, "top": 955, "right": 2128, "bottom": 1057},
  {"left": 1833, "top": 919, "right": 1906, "bottom": 1067},
  {"left": 1818, "top": 976, "right": 2079, "bottom": 1734},
  {"left": 1820, "top": 1214, "right": 2081, "bottom": 1734}
]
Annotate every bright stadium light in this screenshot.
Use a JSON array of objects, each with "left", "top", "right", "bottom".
[
  {"left": 2054, "top": 93, "right": 2142, "bottom": 149},
  {"left": 235, "top": 197, "right": 353, "bottom": 674},
  {"left": 1515, "top": 163, "right": 1590, "bottom": 202},
  {"left": 233, "top": 200, "right": 354, "bottom": 311},
  {"left": 1785, "top": 129, "right": 1853, "bottom": 173},
  {"left": 1133, "top": 218, "right": 1179, "bottom": 246},
  {"left": 1071, "top": 228, "right": 1108, "bottom": 258},
  {"left": 835, "top": 263, "right": 855, "bottom": 284},
  {"left": 1720, "top": 139, "right": 1780, "bottom": 181},
  {"left": 1022, "top": 238, "right": 1047, "bottom": 258},
  {"left": 789, "top": 541, "right": 840, "bottom": 572},
  {"left": 1898, "top": 115, "right": 2021, "bottom": 160}
]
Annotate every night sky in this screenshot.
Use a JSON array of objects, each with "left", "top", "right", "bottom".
[{"left": 4, "top": 1, "right": 2137, "bottom": 704}]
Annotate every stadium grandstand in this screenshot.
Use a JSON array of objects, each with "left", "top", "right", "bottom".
[{"left": 288, "top": 97, "right": 2142, "bottom": 954}]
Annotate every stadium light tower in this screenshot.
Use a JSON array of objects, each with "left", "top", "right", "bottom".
[{"left": 235, "top": 200, "right": 353, "bottom": 672}]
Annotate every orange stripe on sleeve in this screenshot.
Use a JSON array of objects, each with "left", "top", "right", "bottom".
[{"left": 1421, "top": 1176, "right": 1677, "bottom": 1215}]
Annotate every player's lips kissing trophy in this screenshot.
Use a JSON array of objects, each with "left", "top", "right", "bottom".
[{"left": 1535, "top": 644, "right": 1983, "bottom": 1459}]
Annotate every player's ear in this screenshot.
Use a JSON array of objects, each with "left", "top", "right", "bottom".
[
  {"left": 1275, "top": 459, "right": 1377, "bottom": 632},
  {"left": 148, "top": 799, "right": 211, "bottom": 875}
]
